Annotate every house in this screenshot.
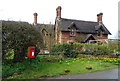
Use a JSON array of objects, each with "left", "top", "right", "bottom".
[
  {"left": 33, "top": 13, "right": 54, "bottom": 50},
  {"left": 54, "top": 6, "right": 111, "bottom": 44}
]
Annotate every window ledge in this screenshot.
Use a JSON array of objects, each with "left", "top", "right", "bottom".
[
  {"left": 97, "top": 36, "right": 102, "bottom": 37},
  {"left": 70, "top": 35, "right": 75, "bottom": 37}
]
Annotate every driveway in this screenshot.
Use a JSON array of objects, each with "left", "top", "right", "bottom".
[{"left": 47, "top": 68, "right": 119, "bottom": 79}]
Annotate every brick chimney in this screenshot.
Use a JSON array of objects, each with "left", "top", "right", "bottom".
[
  {"left": 33, "top": 13, "right": 38, "bottom": 25},
  {"left": 56, "top": 6, "right": 62, "bottom": 20},
  {"left": 97, "top": 13, "right": 103, "bottom": 24}
]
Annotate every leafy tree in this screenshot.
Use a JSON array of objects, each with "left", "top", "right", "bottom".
[{"left": 2, "top": 21, "right": 44, "bottom": 62}]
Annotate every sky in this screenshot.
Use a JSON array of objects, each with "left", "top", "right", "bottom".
[{"left": 0, "top": 0, "right": 119, "bottom": 39}]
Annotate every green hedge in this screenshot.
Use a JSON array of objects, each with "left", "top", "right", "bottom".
[
  {"left": 51, "top": 43, "right": 79, "bottom": 58},
  {"left": 51, "top": 43, "right": 113, "bottom": 57},
  {"left": 75, "top": 43, "right": 113, "bottom": 55}
]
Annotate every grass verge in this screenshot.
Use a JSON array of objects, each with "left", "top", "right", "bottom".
[{"left": 2, "top": 55, "right": 119, "bottom": 79}]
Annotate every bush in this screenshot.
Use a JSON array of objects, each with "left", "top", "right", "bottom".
[
  {"left": 2, "top": 57, "right": 42, "bottom": 77},
  {"left": 2, "top": 62, "right": 25, "bottom": 76},
  {"left": 2, "top": 54, "right": 65, "bottom": 77},
  {"left": 51, "top": 43, "right": 113, "bottom": 57},
  {"left": 89, "top": 45, "right": 113, "bottom": 55},
  {"left": 35, "top": 55, "right": 64, "bottom": 62},
  {"left": 74, "top": 43, "right": 113, "bottom": 55},
  {"left": 2, "top": 21, "right": 44, "bottom": 62},
  {"left": 4, "top": 49, "right": 14, "bottom": 60},
  {"left": 51, "top": 43, "right": 79, "bottom": 58}
]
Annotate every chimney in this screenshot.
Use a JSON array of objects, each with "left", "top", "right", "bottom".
[
  {"left": 56, "top": 6, "right": 62, "bottom": 20},
  {"left": 97, "top": 13, "right": 103, "bottom": 24},
  {"left": 33, "top": 13, "right": 38, "bottom": 25}
]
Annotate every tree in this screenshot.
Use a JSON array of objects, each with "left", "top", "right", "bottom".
[{"left": 2, "top": 21, "right": 44, "bottom": 62}]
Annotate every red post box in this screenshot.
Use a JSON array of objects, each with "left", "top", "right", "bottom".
[{"left": 27, "top": 46, "right": 35, "bottom": 58}]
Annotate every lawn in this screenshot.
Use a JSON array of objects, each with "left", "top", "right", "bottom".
[{"left": 2, "top": 55, "right": 119, "bottom": 79}]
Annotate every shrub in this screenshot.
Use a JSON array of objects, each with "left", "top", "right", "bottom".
[
  {"left": 2, "top": 21, "right": 44, "bottom": 62},
  {"left": 51, "top": 43, "right": 113, "bottom": 57},
  {"left": 35, "top": 55, "right": 64, "bottom": 62},
  {"left": 4, "top": 49, "right": 14, "bottom": 60},
  {"left": 74, "top": 43, "right": 113, "bottom": 55},
  {"left": 51, "top": 43, "right": 79, "bottom": 58},
  {"left": 2, "top": 62, "right": 26, "bottom": 76}
]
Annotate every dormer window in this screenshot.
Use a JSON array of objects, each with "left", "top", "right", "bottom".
[
  {"left": 97, "top": 30, "right": 102, "bottom": 37},
  {"left": 70, "top": 29, "right": 75, "bottom": 36},
  {"left": 42, "top": 29, "right": 48, "bottom": 36}
]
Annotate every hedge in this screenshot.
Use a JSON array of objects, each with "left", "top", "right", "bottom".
[{"left": 51, "top": 43, "right": 113, "bottom": 58}]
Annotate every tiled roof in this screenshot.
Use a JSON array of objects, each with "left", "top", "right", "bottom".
[
  {"left": 35, "top": 24, "right": 54, "bottom": 35},
  {"left": 58, "top": 18, "right": 111, "bottom": 35}
]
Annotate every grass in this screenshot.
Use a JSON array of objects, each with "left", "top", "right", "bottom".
[{"left": 2, "top": 55, "right": 119, "bottom": 79}]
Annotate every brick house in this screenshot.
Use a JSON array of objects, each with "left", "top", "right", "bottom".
[
  {"left": 33, "top": 13, "right": 54, "bottom": 50},
  {"left": 54, "top": 6, "right": 111, "bottom": 44}
]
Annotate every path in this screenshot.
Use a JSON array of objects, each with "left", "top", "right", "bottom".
[{"left": 46, "top": 68, "right": 119, "bottom": 79}]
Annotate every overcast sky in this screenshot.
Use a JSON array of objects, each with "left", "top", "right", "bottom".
[{"left": 0, "top": 0, "right": 119, "bottom": 39}]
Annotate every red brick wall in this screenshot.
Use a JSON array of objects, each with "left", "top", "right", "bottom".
[
  {"left": 92, "top": 34, "right": 108, "bottom": 39},
  {"left": 61, "top": 31, "right": 108, "bottom": 43},
  {"left": 61, "top": 32, "right": 76, "bottom": 43}
]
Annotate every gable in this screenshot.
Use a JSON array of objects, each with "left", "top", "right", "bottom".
[
  {"left": 41, "top": 29, "right": 48, "bottom": 36},
  {"left": 68, "top": 22, "right": 78, "bottom": 30},
  {"left": 36, "top": 24, "right": 54, "bottom": 35},
  {"left": 84, "top": 34, "right": 96, "bottom": 43},
  {"left": 95, "top": 24, "right": 111, "bottom": 35}
]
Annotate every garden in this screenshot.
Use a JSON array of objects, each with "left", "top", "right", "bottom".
[
  {"left": 2, "top": 55, "right": 120, "bottom": 79},
  {"left": 2, "top": 21, "right": 120, "bottom": 80},
  {"left": 2, "top": 43, "right": 120, "bottom": 79}
]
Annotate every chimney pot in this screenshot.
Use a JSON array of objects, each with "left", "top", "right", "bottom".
[
  {"left": 97, "top": 12, "right": 103, "bottom": 24},
  {"left": 97, "top": 14, "right": 100, "bottom": 16},
  {"left": 33, "top": 13, "right": 38, "bottom": 25},
  {"left": 56, "top": 6, "right": 62, "bottom": 19},
  {"left": 56, "top": 6, "right": 62, "bottom": 10},
  {"left": 99, "top": 13, "right": 103, "bottom": 15},
  {"left": 97, "top": 13, "right": 103, "bottom": 16}
]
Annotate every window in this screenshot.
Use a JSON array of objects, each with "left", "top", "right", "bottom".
[
  {"left": 70, "top": 29, "right": 75, "bottom": 36},
  {"left": 42, "top": 29, "right": 48, "bottom": 36},
  {"left": 97, "top": 30, "right": 102, "bottom": 37}
]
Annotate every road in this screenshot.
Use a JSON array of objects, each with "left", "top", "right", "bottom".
[{"left": 47, "top": 68, "right": 119, "bottom": 79}]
